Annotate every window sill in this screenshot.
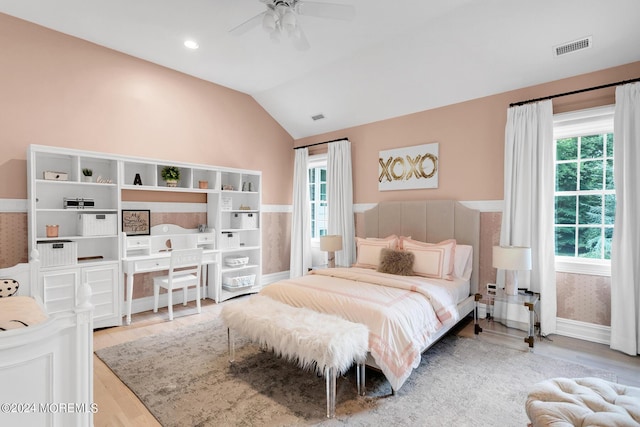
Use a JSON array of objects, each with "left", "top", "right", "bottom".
[{"left": 555, "top": 258, "right": 611, "bottom": 277}]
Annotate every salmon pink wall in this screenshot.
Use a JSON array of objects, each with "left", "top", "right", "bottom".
[
  {"left": 0, "top": 13, "right": 294, "bottom": 205},
  {"left": 296, "top": 61, "right": 640, "bottom": 204},
  {"left": 301, "top": 62, "right": 640, "bottom": 329}
]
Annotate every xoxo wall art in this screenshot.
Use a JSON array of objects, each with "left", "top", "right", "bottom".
[{"left": 378, "top": 142, "right": 439, "bottom": 191}]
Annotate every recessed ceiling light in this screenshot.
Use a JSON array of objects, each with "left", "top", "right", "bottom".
[{"left": 184, "top": 40, "right": 199, "bottom": 50}]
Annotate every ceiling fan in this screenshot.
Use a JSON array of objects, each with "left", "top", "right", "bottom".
[{"left": 229, "top": 0, "right": 356, "bottom": 51}]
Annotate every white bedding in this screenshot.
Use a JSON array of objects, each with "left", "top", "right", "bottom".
[{"left": 259, "top": 267, "right": 467, "bottom": 391}]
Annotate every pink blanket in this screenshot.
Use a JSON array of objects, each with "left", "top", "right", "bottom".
[{"left": 259, "top": 267, "right": 460, "bottom": 391}]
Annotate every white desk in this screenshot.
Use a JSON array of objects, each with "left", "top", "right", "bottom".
[{"left": 122, "top": 226, "right": 219, "bottom": 325}]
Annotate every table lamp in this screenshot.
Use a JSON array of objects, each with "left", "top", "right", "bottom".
[
  {"left": 320, "top": 235, "right": 343, "bottom": 268},
  {"left": 492, "top": 246, "right": 532, "bottom": 295}
]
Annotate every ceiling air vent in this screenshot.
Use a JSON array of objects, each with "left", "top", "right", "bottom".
[
  {"left": 554, "top": 36, "right": 592, "bottom": 57},
  {"left": 311, "top": 113, "right": 325, "bottom": 121}
]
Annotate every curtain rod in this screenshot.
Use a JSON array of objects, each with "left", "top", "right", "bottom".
[
  {"left": 509, "top": 77, "right": 640, "bottom": 107},
  {"left": 293, "top": 137, "right": 349, "bottom": 150}
]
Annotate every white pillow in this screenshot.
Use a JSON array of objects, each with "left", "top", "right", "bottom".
[
  {"left": 353, "top": 235, "right": 399, "bottom": 269},
  {"left": 453, "top": 244, "right": 473, "bottom": 281},
  {"left": 400, "top": 238, "right": 456, "bottom": 280}
]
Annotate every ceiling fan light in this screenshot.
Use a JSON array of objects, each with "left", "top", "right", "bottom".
[
  {"left": 262, "top": 11, "right": 277, "bottom": 32},
  {"left": 281, "top": 10, "right": 296, "bottom": 33}
]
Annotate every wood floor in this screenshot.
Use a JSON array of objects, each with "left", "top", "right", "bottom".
[{"left": 93, "top": 299, "right": 640, "bottom": 426}]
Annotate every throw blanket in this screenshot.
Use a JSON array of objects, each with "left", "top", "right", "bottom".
[{"left": 260, "top": 267, "right": 460, "bottom": 391}]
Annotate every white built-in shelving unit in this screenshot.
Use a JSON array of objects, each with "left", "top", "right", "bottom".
[{"left": 27, "top": 145, "right": 262, "bottom": 327}]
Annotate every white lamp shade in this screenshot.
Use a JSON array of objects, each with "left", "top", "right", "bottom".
[
  {"left": 492, "top": 246, "right": 531, "bottom": 270},
  {"left": 320, "top": 235, "right": 343, "bottom": 252}
]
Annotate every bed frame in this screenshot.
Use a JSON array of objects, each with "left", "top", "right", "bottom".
[
  {"left": 363, "top": 200, "right": 480, "bottom": 357},
  {"left": 0, "top": 260, "right": 94, "bottom": 427}
]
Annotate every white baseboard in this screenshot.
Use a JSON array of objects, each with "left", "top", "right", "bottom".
[
  {"left": 476, "top": 305, "right": 611, "bottom": 345},
  {"left": 262, "top": 271, "right": 289, "bottom": 285},
  {"left": 555, "top": 317, "right": 611, "bottom": 345}
]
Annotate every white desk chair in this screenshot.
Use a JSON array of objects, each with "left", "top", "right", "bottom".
[{"left": 153, "top": 248, "right": 203, "bottom": 321}]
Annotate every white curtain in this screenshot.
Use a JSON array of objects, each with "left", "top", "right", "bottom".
[
  {"left": 289, "top": 148, "right": 312, "bottom": 278},
  {"left": 611, "top": 82, "right": 640, "bottom": 355},
  {"left": 501, "top": 100, "right": 557, "bottom": 336},
  {"left": 327, "top": 139, "right": 355, "bottom": 266}
]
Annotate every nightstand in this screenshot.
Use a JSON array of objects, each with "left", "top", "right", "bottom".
[{"left": 474, "top": 289, "right": 540, "bottom": 348}]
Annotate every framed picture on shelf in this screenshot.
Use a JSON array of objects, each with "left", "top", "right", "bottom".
[{"left": 122, "top": 209, "right": 151, "bottom": 236}]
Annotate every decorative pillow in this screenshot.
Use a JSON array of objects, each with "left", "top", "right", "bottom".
[
  {"left": 400, "top": 238, "right": 456, "bottom": 280},
  {"left": 377, "top": 248, "right": 415, "bottom": 276},
  {"left": 353, "top": 235, "right": 399, "bottom": 269},
  {"left": 0, "top": 279, "right": 19, "bottom": 298}
]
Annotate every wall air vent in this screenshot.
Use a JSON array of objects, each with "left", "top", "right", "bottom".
[
  {"left": 554, "top": 36, "right": 592, "bottom": 57},
  {"left": 311, "top": 113, "right": 325, "bottom": 121}
]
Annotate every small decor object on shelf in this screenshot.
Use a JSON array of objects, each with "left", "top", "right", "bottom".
[
  {"left": 133, "top": 173, "right": 142, "bottom": 185},
  {"left": 122, "top": 209, "right": 151, "bottom": 236},
  {"left": 46, "top": 224, "right": 59, "bottom": 238},
  {"left": 43, "top": 170, "right": 68, "bottom": 181},
  {"left": 82, "top": 168, "right": 93, "bottom": 182},
  {"left": 160, "top": 166, "right": 180, "bottom": 187},
  {"left": 199, "top": 180, "right": 208, "bottom": 189},
  {"left": 221, "top": 197, "right": 233, "bottom": 211},
  {"left": 95, "top": 176, "right": 113, "bottom": 184},
  {"left": 63, "top": 197, "right": 95, "bottom": 209}
]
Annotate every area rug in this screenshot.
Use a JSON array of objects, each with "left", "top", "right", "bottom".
[{"left": 96, "top": 318, "right": 615, "bottom": 427}]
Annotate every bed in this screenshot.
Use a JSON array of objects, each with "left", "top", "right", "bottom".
[
  {"left": 260, "top": 200, "right": 480, "bottom": 392},
  {"left": 0, "top": 260, "right": 94, "bottom": 427}
]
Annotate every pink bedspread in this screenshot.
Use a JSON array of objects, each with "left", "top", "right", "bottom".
[{"left": 259, "top": 267, "right": 461, "bottom": 391}]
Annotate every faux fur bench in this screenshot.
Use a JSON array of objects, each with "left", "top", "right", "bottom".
[
  {"left": 221, "top": 295, "right": 369, "bottom": 418},
  {"left": 526, "top": 377, "right": 640, "bottom": 427}
]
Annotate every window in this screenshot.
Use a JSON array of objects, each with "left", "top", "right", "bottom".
[
  {"left": 553, "top": 105, "right": 614, "bottom": 275},
  {"left": 308, "top": 155, "right": 327, "bottom": 239}
]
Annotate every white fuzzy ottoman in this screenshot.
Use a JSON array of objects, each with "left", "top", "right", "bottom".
[
  {"left": 526, "top": 377, "right": 640, "bottom": 427},
  {"left": 221, "top": 295, "right": 369, "bottom": 418}
]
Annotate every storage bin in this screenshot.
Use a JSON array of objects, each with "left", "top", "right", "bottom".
[
  {"left": 219, "top": 232, "right": 240, "bottom": 249},
  {"left": 230, "top": 212, "right": 257, "bottom": 229},
  {"left": 77, "top": 213, "right": 118, "bottom": 236},
  {"left": 225, "top": 256, "right": 249, "bottom": 267},
  {"left": 222, "top": 274, "right": 256, "bottom": 289},
  {"left": 37, "top": 240, "right": 78, "bottom": 267}
]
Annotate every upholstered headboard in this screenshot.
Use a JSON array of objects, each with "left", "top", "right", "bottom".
[{"left": 363, "top": 200, "right": 480, "bottom": 294}]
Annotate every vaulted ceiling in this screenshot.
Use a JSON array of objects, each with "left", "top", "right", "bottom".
[{"left": 2, "top": 0, "right": 639, "bottom": 139}]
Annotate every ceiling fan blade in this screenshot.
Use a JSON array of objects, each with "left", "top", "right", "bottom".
[
  {"left": 295, "top": 1, "right": 356, "bottom": 21},
  {"left": 229, "top": 11, "right": 266, "bottom": 36},
  {"left": 292, "top": 27, "right": 311, "bottom": 51}
]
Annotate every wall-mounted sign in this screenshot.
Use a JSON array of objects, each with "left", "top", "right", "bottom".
[{"left": 378, "top": 142, "right": 439, "bottom": 191}]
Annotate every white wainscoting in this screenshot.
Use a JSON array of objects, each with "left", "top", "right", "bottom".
[{"left": 0, "top": 198, "right": 28, "bottom": 212}]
